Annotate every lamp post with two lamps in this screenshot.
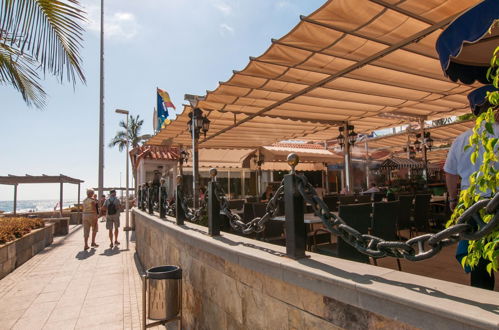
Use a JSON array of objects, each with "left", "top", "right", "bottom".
[
  {"left": 187, "top": 107, "right": 210, "bottom": 208},
  {"left": 115, "top": 109, "right": 131, "bottom": 248},
  {"left": 337, "top": 124, "right": 358, "bottom": 193}
]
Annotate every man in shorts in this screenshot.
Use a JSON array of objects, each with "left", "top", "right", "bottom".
[
  {"left": 82, "top": 189, "right": 99, "bottom": 250},
  {"left": 104, "top": 190, "right": 121, "bottom": 248}
]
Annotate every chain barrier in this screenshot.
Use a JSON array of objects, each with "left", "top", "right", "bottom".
[
  {"left": 177, "top": 186, "right": 206, "bottom": 223},
  {"left": 295, "top": 174, "right": 499, "bottom": 261},
  {"left": 213, "top": 180, "right": 284, "bottom": 235}
]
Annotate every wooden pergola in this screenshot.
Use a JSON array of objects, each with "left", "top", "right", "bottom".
[{"left": 0, "top": 175, "right": 84, "bottom": 215}]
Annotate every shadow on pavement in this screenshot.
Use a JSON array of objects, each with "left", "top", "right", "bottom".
[
  {"left": 75, "top": 248, "right": 96, "bottom": 260},
  {"left": 99, "top": 247, "right": 121, "bottom": 256}
]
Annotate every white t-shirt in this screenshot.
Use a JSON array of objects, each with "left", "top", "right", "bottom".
[{"left": 444, "top": 122, "right": 499, "bottom": 190}]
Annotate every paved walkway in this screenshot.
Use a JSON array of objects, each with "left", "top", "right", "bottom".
[{"left": 0, "top": 216, "right": 145, "bottom": 330}]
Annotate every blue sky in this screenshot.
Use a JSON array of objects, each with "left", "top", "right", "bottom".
[{"left": 0, "top": 0, "right": 325, "bottom": 201}]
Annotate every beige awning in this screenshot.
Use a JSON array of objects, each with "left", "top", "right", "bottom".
[
  {"left": 261, "top": 162, "right": 325, "bottom": 172},
  {"left": 366, "top": 119, "right": 474, "bottom": 149},
  {"left": 148, "top": 0, "right": 480, "bottom": 149},
  {"left": 258, "top": 143, "right": 341, "bottom": 163},
  {"left": 185, "top": 148, "right": 254, "bottom": 169}
]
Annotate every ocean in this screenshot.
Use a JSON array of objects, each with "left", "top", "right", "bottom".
[{"left": 0, "top": 200, "right": 77, "bottom": 214}]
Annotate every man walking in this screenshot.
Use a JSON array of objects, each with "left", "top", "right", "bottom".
[
  {"left": 82, "top": 189, "right": 99, "bottom": 250},
  {"left": 103, "top": 190, "right": 121, "bottom": 248}
]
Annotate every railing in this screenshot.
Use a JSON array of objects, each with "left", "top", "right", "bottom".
[{"left": 139, "top": 153, "right": 499, "bottom": 261}]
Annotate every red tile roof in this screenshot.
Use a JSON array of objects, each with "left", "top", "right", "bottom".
[{"left": 130, "top": 145, "right": 179, "bottom": 168}]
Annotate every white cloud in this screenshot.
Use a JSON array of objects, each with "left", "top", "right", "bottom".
[
  {"left": 212, "top": 1, "right": 232, "bottom": 16},
  {"left": 84, "top": 4, "right": 140, "bottom": 41},
  {"left": 219, "top": 23, "right": 235, "bottom": 36},
  {"left": 275, "top": 1, "right": 298, "bottom": 11}
]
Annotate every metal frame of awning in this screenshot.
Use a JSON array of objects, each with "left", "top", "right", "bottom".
[
  {"left": 0, "top": 175, "right": 84, "bottom": 215},
  {"left": 149, "top": 0, "right": 481, "bottom": 149}
]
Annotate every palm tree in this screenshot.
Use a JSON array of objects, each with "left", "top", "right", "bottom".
[
  {"left": 109, "top": 115, "right": 150, "bottom": 151},
  {"left": 0, "top": 0, "right": 86, "bottom": 108}
]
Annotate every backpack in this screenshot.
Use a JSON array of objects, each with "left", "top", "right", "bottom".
[{"left": 107, "top": 199, "right": 117, "bottom": 215}]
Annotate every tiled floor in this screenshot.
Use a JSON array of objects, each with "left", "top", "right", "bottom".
[{"left": 0, "top": 217, "right": 146, "bottom": 330}]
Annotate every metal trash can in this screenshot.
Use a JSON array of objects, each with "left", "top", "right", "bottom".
[{"left": 142, "top": 265, "right": 182, "bottom": 329}]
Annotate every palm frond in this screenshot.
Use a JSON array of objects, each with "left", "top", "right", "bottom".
[
  {"left": 0, "top": 42, "right": 45, "bottom": 107},
  {"left": 0, "top": 0, "right": 86, "bottom": 84}
]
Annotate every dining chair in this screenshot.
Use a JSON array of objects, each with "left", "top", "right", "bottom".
[
  {"left": 261, "top": 220, "right": 285, "bottom": 246},
  {"left": 356, "top": 195, "right": 372, "bottom": 203},
  {"left": 339, "top": 195, "right": 356, "bottom": 205},
  {"left": 336, "top": 203, "right": 372, "bottom": 263},
  {"left": 371, "top": 201, "right": 401, "bottom": 271},
  {"left": 323, "top": 194, "right": 338, "bottom": 212},
  {"left": 413, "top": 194, "right": 431, "bottom": 235},
  {"left": 252, "top": 202, "right": 267, "bottom": 218},
  {"left": 373, "top": 192, "right": 385, "bottom": 202},
  {"left": 242, "top": 203, "right": 255, "bottom": 222},
  {"left": 397, "top": 195, "right": 414, "bottom": 238}
]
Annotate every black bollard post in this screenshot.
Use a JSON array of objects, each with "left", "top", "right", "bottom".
[
  {"left": 148, "top": 181, "right": 154, "bottom": 215},
  {"left": 159, "top": 178, "right": 166, "bottom": 219},
  {"left": 284, "top": 154, "right": 306, "bottom": 259},
  {"left": 137, "top": 185, "right": 142, "bottom": 210},
  {"left": 175, "top": 175, "right": 185, "bottom": 225},
  {"left": 208, "top": 168, "right": 221, "bottom": 236},
  {"left": 141, "top": 183, "right": 149, "bottom": 211}
]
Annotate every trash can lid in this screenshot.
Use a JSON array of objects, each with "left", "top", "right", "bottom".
[{"left": 146, "top": 265, "right": 182, "bottom": 280}]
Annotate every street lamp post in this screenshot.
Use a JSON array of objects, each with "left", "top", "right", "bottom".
[
  {"left": 115, "top": 109, "right": 130, "bottom": 246},
  {"left": 337, "top": 124, "right": 357, "bottom": 193},
  {"left": 187, "top": 107, "right": 210, "bottom": 209}
]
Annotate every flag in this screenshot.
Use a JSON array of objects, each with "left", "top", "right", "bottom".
[{"left": 157, "top": 88, "right": 176, "bottom": 129}]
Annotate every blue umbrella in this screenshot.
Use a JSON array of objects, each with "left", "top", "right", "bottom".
[
  {"left": 467, "top": 85, "right": 499, "bottom": 115},
  {"left": 436, "top": 0, "right": 499, "bottom": 84}
]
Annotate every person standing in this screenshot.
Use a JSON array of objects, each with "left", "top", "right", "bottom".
[
  {"left": 103, "top": 190, "right": 121, "bottom": 248},
  {"left": 82, "top": 189, "right": 99, "bottom": 250},
  {"left": 444, "top": 104, "right": 498, "bottom": 290}
]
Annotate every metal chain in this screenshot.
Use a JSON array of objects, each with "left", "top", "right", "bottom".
[
  {"left": 177, "top": 186, "right": 206, "bottom": 223},
  {"left": 295, "top": 174, "right": 499, "bottom": 261},
  {"left": 213, "top": 181, "right": 284, "bottom": 235}
]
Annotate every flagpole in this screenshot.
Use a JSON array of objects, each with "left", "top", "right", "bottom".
[{"left": 98, "top": 0, "right": 105, "bottom": 200}]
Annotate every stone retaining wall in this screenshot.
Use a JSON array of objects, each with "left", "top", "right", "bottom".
[
  {"left": 0, "top": 223, "right": 54, "bottom": 280},
  {"left": 45, "top": 217, "right": 69, "bottom": 236},
  {"left": 134, "top": 209, "right": 499, "bottom": 330}
]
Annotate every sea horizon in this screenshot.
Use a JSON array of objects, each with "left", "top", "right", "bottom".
[{"left": 0, "top": 199, "right": 78, "bottom": 214}]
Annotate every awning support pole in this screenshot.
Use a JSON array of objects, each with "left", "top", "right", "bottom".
[
  {"left": 77, "top": 183, "right": 81, "bottom": 208},
  {"left": 59, "top": 182, "right": 63, "bottom": 215},
  {"left": 344, "top": 122, "right": 353, "bottom": 193},
  {"left": 192, "top": 115, "right": 199, "bottom": 209},
  {"left": 13, "top": 184, "right": 18, "bottom": 215},
  {"left": 365, "top": 141, "right": 370, "bottom": 188},
  {"left": 420, "top": 118, "right": 428, "bottom": 183}
]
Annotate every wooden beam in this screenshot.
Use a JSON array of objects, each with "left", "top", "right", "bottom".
[
  {"left": 13, "top": 184, "right": 18, "bottom": 215},
  {"left": 60, "top": 182, "right": 63, "bottom": 215}
]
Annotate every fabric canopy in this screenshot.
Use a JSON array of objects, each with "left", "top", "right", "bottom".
[
  {"left": 258, "top": 143, "right": 341, "bottom": 163},
  {"left": 260, "top": 162, "right": 325, "bottom": 172},
  {"left": 149, "top": 0, "right": 481, "bottom": 149},
  {"left": 185, "top": 148, "right": 254, "bottom": 169},
  {"left": 365, "top": 119, "right": 474, "bottom": 150},
  {"left": 379, "top": 157, "right": 424, "bottom": 169},
  {"left": 436, "top": 0, "right": 499, "bottom": 84}
]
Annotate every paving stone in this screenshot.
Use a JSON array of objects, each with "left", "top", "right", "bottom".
[{"left": 0, "top": 215, "right": 143, "bottom": 330}]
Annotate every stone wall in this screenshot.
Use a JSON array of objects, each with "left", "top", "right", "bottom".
[
  {"left": 0, "top": 223, "right": 54, "bottom": 280},
  {"left": 134, "top": 209, "right": 499, "bottom": 330},
  {"left": 45, "top": 217, "right": 70, "bottom": 236}
]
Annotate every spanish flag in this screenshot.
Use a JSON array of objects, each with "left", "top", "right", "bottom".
[{"left": 157, "top": 88, "right": 176, "bottom": 111}]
